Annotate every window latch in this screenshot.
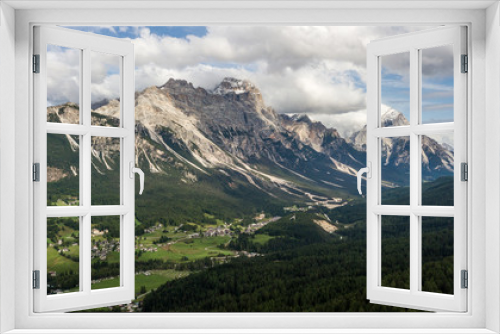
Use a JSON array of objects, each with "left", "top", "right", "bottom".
[
  {"left": 129, "top": 162, "right": 145, "bottom": 195},
  {"left": 357, "top": 162, "right": 372, "bottom": 195}
]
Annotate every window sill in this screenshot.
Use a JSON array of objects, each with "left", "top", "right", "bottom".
[{"left": 4, "top": 329, "right": 498, "bottom": 334}]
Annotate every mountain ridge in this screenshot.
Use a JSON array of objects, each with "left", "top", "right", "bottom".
[{"left": 47, "top": 78, "right": 454, "bottom": 207}]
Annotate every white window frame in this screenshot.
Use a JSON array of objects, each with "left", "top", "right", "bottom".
[
  {"left": 1, "top": 1, "right": 499, "bottom": 333},
  {"left": 33, "top": 25, "right": 136, "bottom": 312},
  {"left": 365, "top": 26, "right": 467, "bottom": 312}
]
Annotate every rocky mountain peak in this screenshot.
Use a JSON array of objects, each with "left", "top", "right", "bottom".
[
  {"left": 289, "top": 114, "right": 313, "bottom": 124},
  {"left": 381, "top": 107, "right": 409, "bottom": 127},
  {"left": 213, "top": 77, "right": 257, "bottom": 95},
  {"left": 349, "top": 107, "right": 409, "bottom": 150},
  {"left": 161, "top": 78, "right": 195, "bottom": 90},
  {"left": 157, "top": 78, "right": 208, "bottom": 98}
]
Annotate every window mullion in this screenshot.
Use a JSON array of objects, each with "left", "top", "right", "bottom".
[
  {"left": 81, "top": 47, "right": 92, "bottom": 294},
  {"left": 409, "top": 47, "right": 420, "bottom": 294}
]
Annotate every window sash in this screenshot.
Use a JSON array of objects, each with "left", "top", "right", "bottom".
[
  {"left": 366, "top": 26, "right": 467, "bottom": 312},
  {"left": 32, "top": 25, "right": 136, "bottom": 313}
]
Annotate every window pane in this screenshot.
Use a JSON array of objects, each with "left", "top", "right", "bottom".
[
  {"left": 421, "top": 133, "right": 454, "bottom": 206},
  {"left": 380, "top": 52, "right": 410, "bottom": 127},
  {"left": 381, "top": 215, "right": 410, "bottom": 290},
  {"left": 47, "top": 45, "right": 80, "bottom": 124},
  {"left": 421, "top": 217, "right": 454, "bottom": 294},
  {"left": 91, "top": 52, "right": 121, "bottom": 127},
  {"left": 92, "top": 216, "right": 121, "bottom": 290},
  {"left": 47, "top": 217, "right": 80, "bottom": 295},
  {"left": 91, "top": 137, "right": 121, "bottom": 205},
  {"left": 47, "top": 134, "right": 79, "bottom": 206},
  {"left": 421, "top": 45, "right": 454, "bottom": 124},
  {"left": 381, "top": 137, "right": 410, "bottom": 205}
]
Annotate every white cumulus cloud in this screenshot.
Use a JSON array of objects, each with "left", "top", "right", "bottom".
[{"left": 50, "top": 25, "right": 444, "bottom": 135}]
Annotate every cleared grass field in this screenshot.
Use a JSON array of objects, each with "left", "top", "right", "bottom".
[
  {"left": 203, "top": 213, "right": 225, "bottom": 225},
  {"left": 89, "top": 270, "right": 190, "bottom": 294},
  {"left": 65, "top": 245, "right": 79, "bottom": 257},
  {"left": 253, "top": 233, "right": 274, "bottom": 245},
  {"left": 137, "top": 236, "right": 234, "bottom": 262},
  {"left": 141, "top": 229, "right": 165, "bottom": 239},
  {"left": 142, "top": 228, "right": 190, "bottom": 240},
  {"left": 47, "top": 247, "right": 79, "bottom": 274}
]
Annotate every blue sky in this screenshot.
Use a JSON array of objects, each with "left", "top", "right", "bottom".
[
  {"left": 51, "top": 25, "right": 453, "bottom": 136},
  {"left": 381, "top": 70, "right": 410, "bottom": 121},
  {"left": 67, "top": 26, "right": 208, "bottom": 39}
]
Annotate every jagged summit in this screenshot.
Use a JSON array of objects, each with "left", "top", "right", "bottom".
[
  {"left": 160, "top": 78, "right": 196, "bottom": 90},
  {"left": 289, "top": 114, "right": 313, "bottom": 124},
  {"left": 212, "top": 77, "right": 257, "bottom": 95},
  {"left": 156, "top": 77, "right": 261, "bottom": 99},
  {"left": 381, "top": 106, "right": 409, "bottom": 127}
]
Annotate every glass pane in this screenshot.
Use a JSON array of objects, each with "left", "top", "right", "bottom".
[
  {"left": 91, "top": 216, "right": 121, "bottom": 290},
  {"left": 91, "top": 137, "right": 121, "bottom": 205},
  {"left": 421, "top": 45, "right": 454, "bottom": 124},
  {"left": 47, "top": 217, "right": 80, "bottom": 295},
  {"left": 91, "top": 52, "right": 121, "bottom": 127},
  {"left": 46, "top": 45, "right": 81, "bottom": 124},
  {"left": 381, "top": 215, "right": 410, "bottom": 290},
  {"left": 421, "top": 133, "right": 454, "bottom": 206},
  {"left": 47, "top": 134, "right": 79, "bottom": 206},
  {"left": 380, "top": 52, "right": 410, "bottom": 127},
  {"left": 421, "top": 217, "right": 454, "bottom": 294},
  {"left": 381, "top": 137, "right": 410, "bottom": 205}
]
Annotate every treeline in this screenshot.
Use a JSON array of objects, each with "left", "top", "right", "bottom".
[
  {"left": 228, "top": 213, "right": 334, "bottom": 253},
  {"left": 47, "top": 270, "right": 79, "bottom": 294},
  {"left": 92, "top": 261, "right": 120, "bottom": 280},
  {"left": 135, "top": 257, "right": 221, "bottom": 272}
]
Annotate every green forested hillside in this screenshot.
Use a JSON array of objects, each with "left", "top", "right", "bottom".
[
  {"left": 135, "top": 170, "right": 288, "bottom": 228},
  {"left": 142, "top": 178, "right": 454, "bottom": 312},
  {"left": 142, "top": 212, "right": 411, "bottom": 312}
]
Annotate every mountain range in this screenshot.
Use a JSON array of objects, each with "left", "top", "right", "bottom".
[{"left": 47, "top": 77, "right": 454, "bottom": 221}]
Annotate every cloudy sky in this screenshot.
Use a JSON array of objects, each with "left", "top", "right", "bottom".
[{"left": 49, "top": 25, "right": 453, "bottom": 137}]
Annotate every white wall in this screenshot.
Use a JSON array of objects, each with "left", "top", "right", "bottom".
[
  {"left": 485, "top": 2, "right": 500, "bottom": 332},
  {"left": 0, "top": 2, "right": 16, "bottom": 333}
]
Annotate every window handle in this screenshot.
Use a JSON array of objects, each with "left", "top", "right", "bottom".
[
  {"left": 357, "top": 162, "right": 371, "bottom": 195},
  {"left": 129, "top": 162, "right": 145, "bottom": 195}
]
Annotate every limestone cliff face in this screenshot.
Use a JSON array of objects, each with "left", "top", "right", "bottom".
[{"left": 152, "top": 78, "right": 365, "bottom": 174}]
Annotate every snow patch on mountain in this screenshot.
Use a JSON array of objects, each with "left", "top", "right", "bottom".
[
  {"left": 381, "top": 105, "right": 409, "bottom": 127},
  {"left": 212, "top": 77, "right": 256, "bottom": 95}
]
